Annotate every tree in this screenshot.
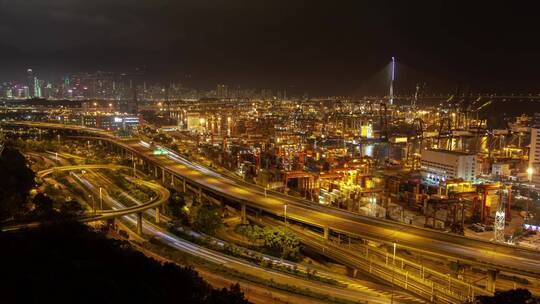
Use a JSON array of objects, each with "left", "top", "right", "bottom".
[
  {"left": 193, "top": 204, "right": 222, "bottom": 234},
  {"left": 475, "top": 288, "right": 536, "bottom": 304},
  {"left": 236, "top": 224, "right": 264, "bottom": 242},
  {"left": 236, "top": 225, "right": 301, "bottom": 260},
  {"left": 31, "top": 193, "right": 55, "bottom": 219},
  {"left": 261, "top": 226, "right": 300, "bottom": 260},
  {"left": 0, "top": 221, "right": 249, "bottom": 303},
  {"left": 166, "top": 189, "right": 190, "bottom": 224},
  {"left": 59, "top": 200, "right": 84, "bottom": 217},
  {"left": 207, "top": 283, "right": 249, "bottom": 304},
  {"left": 0, "top": 146, "right": 35, "bottom": 220}
]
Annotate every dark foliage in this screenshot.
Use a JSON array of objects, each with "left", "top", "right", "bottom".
[
  {"left": 0, "top": 147, "right": 35, "bottom": 220},
  {"left": 193, "top": 204, "right": 223, "bottom": 235},
  {"left": 59, "top": 199, "right": 85, "bottom": 217},
  {"left": 166, "top": 188, "right": 189, "bottom": 225},
  {"left": 475, "top": 289, "right": 537, "bottom": 304},
  {"left": 0, "top": 222, "right": 250, "bottom": 303},
  {"left": 31, "top": 193, "right": 54, "bottom": 217}
]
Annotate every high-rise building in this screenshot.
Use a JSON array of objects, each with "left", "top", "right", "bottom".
[
  {"left": 26, "top": 69, "right": 34, "bottom": 98},
  {"left": 532, "top": 113, "right": 540, "bottom": 128},
  {"left": 22, "top": 86, "right": 29, "bottom": 98},
  {"left": 43, "top": 83, "right": 54, "bottom": 99},
  {"left": 529, "top": 128, "right": 540, "bottom": 189},
  {"left": 34, "top": 77, "right": 42, "bottom": 98},
  {"left": 217, "top": 84, "right": 228, "bottom": 98}
]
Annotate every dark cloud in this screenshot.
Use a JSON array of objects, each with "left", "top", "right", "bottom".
[{"left": 0, "top": 0, "right": 539, "bottom": 94}]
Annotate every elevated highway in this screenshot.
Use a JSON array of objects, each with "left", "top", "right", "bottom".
[
  {"left": 2, "top": 164, "right": 169, "bottom": 233},
  {"left": 4, "top": 121, "right": 540, "bottom": 280}
]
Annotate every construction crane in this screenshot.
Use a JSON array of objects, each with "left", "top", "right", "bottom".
[
  {"left": 372, "top": 102, "right": 391, "bottom": 167},
  {"left": 494, "top": 200, "right": 506, "bottom": 243},
  {"left": 411, "top": 83, "right": 420, "bottom": 110},
  {"left": 407, "top": 118, "right": 424, "bottom": 170},
  {"left": 437, "top": 115, "right": 453, "bottom": 150},
  {"left": 494, "top": 185, "right": 512, "bottom": 243},
  {"left": 164, "top": 84, "right": 172, "bottom": 119},
  {"left": 379, "top": 102, "right": 389, "bottom": 141}
]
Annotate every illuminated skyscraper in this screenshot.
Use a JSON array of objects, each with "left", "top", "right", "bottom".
[
  {"left": 26, "top": 68, "right": 34, "bottom": 98},
  {"left": 34, "top": 77, "right": 42, "bottom": 98},
  {"left": 217, "top": 84, "right": 228, "bottom": 98}
]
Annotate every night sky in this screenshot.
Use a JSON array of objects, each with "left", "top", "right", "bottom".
[{"left": 1, "top": 0, "right": 539, "bottom": 95}]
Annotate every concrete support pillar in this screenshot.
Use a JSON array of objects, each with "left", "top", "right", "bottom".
[
  {"left": 198, "top": 186, "right": 202, "bottom": 202},
  {"left": 154, "top": 165, "right": 158, "bottom": 178},
  {"left": 486, "top": 269, "right": 498, "bottom": 293},
  {"left": 155, "top": 207, "right": 161, "bottom": 224},
  {"left": 241, "top": 202, "right": 247, "bottom": 225},
  {"left": 171, "top": 175, "right": 175, "bottom": 187},
  {"left": 323, "top": 226, "right": 329, "bottom": 240},
  {"left": 162, "top": 167, "right": 166, "bottom": 184},
  {"left": 182, "top": 178, "right": 186, "bottom": 193},
  {"left": 256, "top": 208, "right": 262, "bottom": 219},
  {"left": 136, "top": 212, "right": 143, "bottom": 235}
]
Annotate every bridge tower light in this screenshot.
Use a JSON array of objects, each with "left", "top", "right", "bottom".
[{"left": 389, "top": 56, "right": 396, "bottom": 106}]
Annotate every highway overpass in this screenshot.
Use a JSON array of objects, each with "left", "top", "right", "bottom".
[
  {"left": 2, "top": 164, "right": 170, "bottom": 234},
  {"left": 4, "top": 121, "right": 540, "bottom": 281}
]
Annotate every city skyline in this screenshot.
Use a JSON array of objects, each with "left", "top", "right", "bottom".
[
  {"left": 2, "top": 2, "right": 540, "bottom": 304},
  {"left": 2, "top": 1, "right": 540, "bottom": 95}
]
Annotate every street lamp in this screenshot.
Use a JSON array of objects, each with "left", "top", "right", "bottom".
[
  {"left": 527, "top": 167, "right": 533, "bottom": 185},
  {"left": 99, "top": 187, "right": 103, "bottom": 210},
  {"left": 391, "top": 242, "right": 397, "bottom": 304},
  {"left": 526, "top": 167, "right": 534, "bottom": 223},
  {"left": 393, "top": 242, "right": 397, "bottom": 262},
  {"left": 89, "top": 194, "right": 95, "bottom": 214}
]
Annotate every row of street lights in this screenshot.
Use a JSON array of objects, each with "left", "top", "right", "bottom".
[{"left": 87, "top": 187, "right": 103, "bottom": 213}]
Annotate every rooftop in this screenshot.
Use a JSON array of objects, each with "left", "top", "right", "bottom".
[{"left": 426, "top": 148, "right": 475, "bottom": 156}]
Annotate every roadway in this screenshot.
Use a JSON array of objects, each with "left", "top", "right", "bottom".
[
  {"left": 2, "top": 164, "right": 169, "bottom": 231},
  {"left": 6, "top": 121, "right": 540, "bottom": 278},
  {"left": 0, "top": 150, "right": 424, "bottom": 303},
  {"left": 78, "top": 165, "right": 423, "bottom": 304},
  {"left": 123, "top": 138, "right": 540, "bottom": 278}
]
